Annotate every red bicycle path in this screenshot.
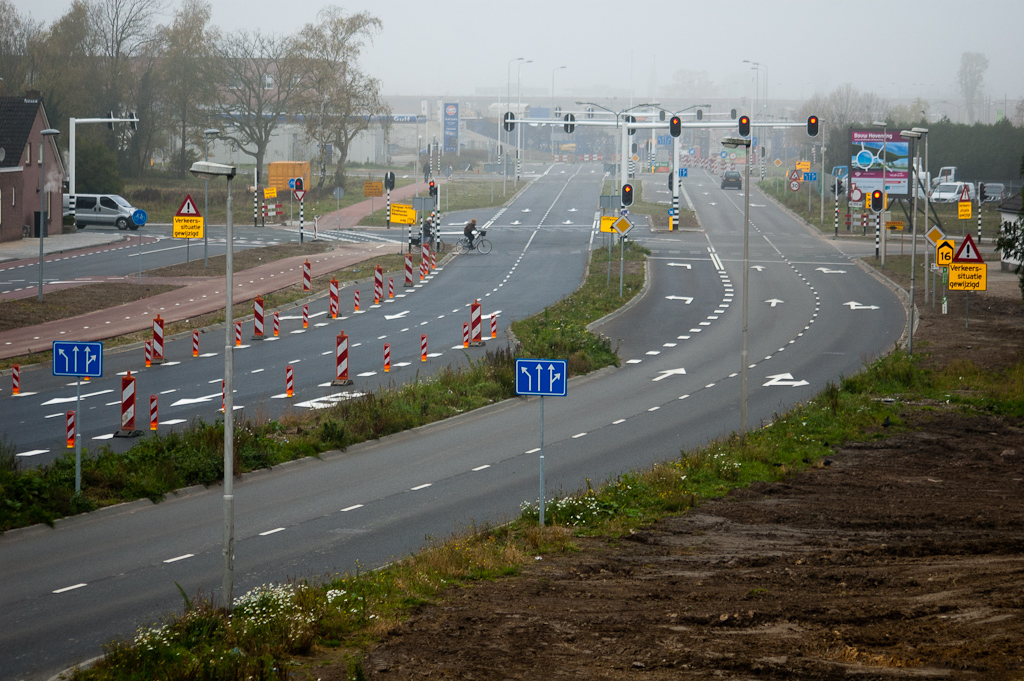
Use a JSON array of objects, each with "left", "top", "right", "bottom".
[{"left": 0, "top": 181, "right": 433, "bottom": 363}]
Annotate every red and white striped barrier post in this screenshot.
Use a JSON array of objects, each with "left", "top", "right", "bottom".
[
  {"left": 150, "top": 395, "right": 158, "bottom": 431},
  {"left": 285, "top": 364, "right": 294, "bottom": 398},
  {"left": 332, "top": 331, "right": 353, "bottom": 385},
  {"left": 302, "top": 259, "right": 312, "bottom": 291},
  {"left": 152, "top": 314, "right": 164, "bottom": 361},
  {"left": 491, "top": 314, "right": 497, "bottom": 339},
  {"left": 404, "top": 253, "right": 414, "bottom": 287},
  {"left": 329, "top": 278, "right": 339, "bottom": 319},
  {"left": 302, "top": 304, "right": 309, "bottom": 329},
  {"left": 388, "top": 277, "right": 394, "bottom": 299},
  {"left": 117, "top": 371, "right": 141, "bottom": 437},
  {"left": 354, "top": 289, "right": 360, "bottom": 312},
  {"left": 11, "top": 364, "right": 19, "bottom": 395},
  {"left": 420, "top": 244, "right": 429, "bottom": 281},
  {"left": 470, "top": 299, "right": 484, "bottom": 346},
  {"left": 421, "top": 334, "right": 428, "bottom": 362},
  {"left": 234, "top": 321, "right": 242, "bottom": 347},
  {"left": 273, "top": 311, "right": 280, "bottom": 337},
  {"left": 430, "top": 246, "right": 436, "bottom": 271},
  {"left": 463, "top": 322, "right": 470, "bottom": 348},
  {"left": 192, "top": 329, "right": 199, "bottom": 357},
  {"left": 253, "top": 296, "right": 265, "bottom": 339},
  {"left": 66, "top": 411, "right": 75, "bottom": 449},
  {"left": 221, "top": 379, "right": 225, "bottom": 413},
  {"left": 383, "top": 343, "right": 391, "bottom": 372},
  {"left": 374, "top": 265, "right": 383, "bottom": 304},
  {"left": 145, "top": 340, "right": 152, "bottom": 368}
]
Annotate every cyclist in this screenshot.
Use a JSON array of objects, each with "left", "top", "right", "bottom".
[{"left": 463, "top": 218, "right": 478, "bottom": 249}]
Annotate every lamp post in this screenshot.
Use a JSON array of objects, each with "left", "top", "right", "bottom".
[
  {"left": 550, "top": 65, "right": 566, "bottom": 161},
  {"left": 515, "top": 59, "right": 532, "bottom": 187},
  {"left": 743, "top": 60, "right": 760, "bottom": 121},
  {"left": 38, "top": 128, "right": 60, "bottom": 302},
  {"left": 504, "top": 57, "right": 524, "bottom": 196},
  {"left": 203, "top": 129, "right": 220, "bottom": 268},
  {"left": 189, "top": 160, "right": 238, "bottom": 611},
  {"left": 901, "top": 129, "right": 925, "bottom": 355},
  {"left": 721, "top": 135, "right": 752, "bottom": 433},
  {"left": 872, "top": 120, "right": 888, "bottom": 266}
]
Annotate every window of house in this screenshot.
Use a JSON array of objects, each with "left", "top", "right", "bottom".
[
  {"left": 26, "top": 144, "right": 31, "bottom": 165},
  {"left": 262, "top": 74, "right": 275, "bottom": 90},
  {"left": 38, "top": 143, "right": 43, "bottom": 165}
]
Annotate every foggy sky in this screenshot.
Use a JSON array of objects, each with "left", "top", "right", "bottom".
[{"left": 15, "top": 0, "right": 1024, "bottom": 107}]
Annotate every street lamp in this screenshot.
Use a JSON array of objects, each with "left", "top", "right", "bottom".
[
  {"left": 872, "top": 120, "right": 888, "bottom": 265},
  {"left": 504, "top": 57, "right": 524, "bottom": 196},
  {"left": 721, "top": 135, "right": 752, "bottom": 433},
  {"left": 189, "top": 160, "right": 238, "bottom": 611},
  {"left": 38, "top": 128, "right": 60, "bottom": 302},
  {"left": 516, "top": 59, "right": 532, "bottom": 186},
  {"left": 551, "top": 66, "right": 566, "bottom": 161},
  {"left": 203, "top": 129, "right": 220, "bottom": 268},
  {"left": 901, "top": 128, "right": 925, "bottom": 354}
]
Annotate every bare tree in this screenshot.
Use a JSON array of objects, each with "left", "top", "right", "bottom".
[
  {"left": 212, "top": 30, "right": 303, "bottom": 176},
  {"left": 29, "top": 1, "right": 102, "bottom": 132},
  {"left": 91, "top": 0, "right": 166, "bottom": 114},
  {"left": 294, "top": 6, "right": 388, "bottom": 190},
  {"left": 0, "top": 1, "right": 42, "bottom": 95},
  {"left": 957, "top": 52, "right": 988, "bottom": 123},
  {"left": 799, "top": 84, "right": 890, "bottom": 173}
]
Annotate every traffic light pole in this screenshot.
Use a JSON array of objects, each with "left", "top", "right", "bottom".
[{"left": 671, "top": 133, "right": 680, "bottom": 231}]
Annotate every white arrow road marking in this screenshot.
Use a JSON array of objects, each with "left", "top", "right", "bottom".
[
  {"left": 665, "top": 296, "right": 694, "bottom": 303},
  {"left": 568, "top": 208, "right": 578, "bottom": 212},
  {"left": 666, "top": 262, "right": 692, "bottom": 269},
  {"left": 751, "top": 265, "right": 765, "bottom": 271},
  {"left": 844, "top": 301, "right": 880, "bottom": 310},
  {"left": 41, "top": 389, "right": 114, "bottom": 406},
  {"left": 652, "top": 368, "right": 687, "bottom": 382},
  {"left": 763, "top": 373, "right": 810, "bottom": 387},
  {"left": 765, "top": 299, "right": 784, "bottom": 307},
  {"left": 816, "top": 267, "right": 847, "bottom": 274},
  {"left": 511, "top": 220, "right": 521, "bottom": 225},
  {"left": 521, "top": 208, "right": 532, "bottom": 212}
]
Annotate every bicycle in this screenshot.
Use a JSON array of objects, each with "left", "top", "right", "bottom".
[{"left": 455, "top": 230, "right": 491, "bottom": 254}]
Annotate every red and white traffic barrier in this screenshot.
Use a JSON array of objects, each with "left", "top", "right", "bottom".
[
  {"left": 354, "top": 289, "right": 360, "bottom": 312},
  {"left": 302, "top": 259, "right": 312, "bottom": 291},
  {"left": 470, "top": 300, "right": 483, "bottom": 345},
  {"left": 430, "top": 247, "right": 436, "bottom": 271},
  {"left": 286, "top": 364, "right": 294, "bottom": 398},
  {"left": 119, "top": 371, "right": 139, "bottom": 435},
  {"left": 253, "top": 296, "right": 265, "bottom": 339},
  {"left": 332, "top": 331, "right": 353, "bottom": 385},
  {"left": 192, "top": 329, "right": 200, "bottom": 357},
  {"left": 221, "top": 379, "right": 225, "bottom": 413},
  {"left": 152, "top": 314, "right": 165, "bottom": 361},
  {"left": 273, "top": 311, "right": 280, "bottom": 337},
  {"left": 383, "top": 343, "right": 391, "bottom": 373},
  {"left": 261, "top": 202, "right": 283, "bottom": 217},
  {"left": 234, "top": 321, "right": 242, "bottom": 347},
  {"left": 66, "top": 411, "right": 75, "bottom": 449},
  {"left": 463, "top": 322, "right": 470, "bottom": 348},
  {"left": 374, "top": 265, "right": 383, "bottom": 304},
  {"left": 388, "top": 277, "right": 394, "bottom": 299},
  {"left": 145, "top": 340, "right": 152, "bottom": 368},
  {"left": 303, "top": 304, "right": 309, "bottom": 329},
  {"left": 421, "top": 334, "right": 428, "bottom": 362},
  {"left": 150, "top": 395, "right": 158, "bottom": 431},
  {"left": 404, "top": 253, "right": 414, "bottom": 287},
  {"left": 420, "top": 244, "right": 429, "bottom": 281},
  {"left": 12, "top": 364, "right": 19, "bottom": 395},
  {"left": 491, "top": 314, "right": 497, "bottom": 339},
  {"left": 329, "top": 278, "right": 339, "bottom": 319}
]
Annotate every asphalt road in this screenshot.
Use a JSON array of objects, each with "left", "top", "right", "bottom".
[{"left": 0, "top": 163, "right": 905, "bottom": 680}]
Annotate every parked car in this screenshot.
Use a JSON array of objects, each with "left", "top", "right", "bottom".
[
  {"left": 721, "top": 170, "right": 742, "bottom": 190},
  {"left": 63, "top": 193, "right": 141, "bottom": 230},
  {"left": 929, "top": 182, "right": 974, "bottom": 203}
]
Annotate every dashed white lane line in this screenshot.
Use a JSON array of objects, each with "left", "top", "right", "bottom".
[
  {"left": 53, "top": 583, "right": 87, "bottom": 594},
  {"left": 164, "top": 554, "right": 194, "bottom": 563},
  {"left": 472, "top": 464, "right": 490, "bottom": 471},
  {"left": 678, "top": 394, "right": 690, "bottom": 400},
  {"left": 259, "top": 527, "right": 285, "bottom": 536},
  {"left": 341, "top": 504, "right": 363, "bottom": 512},
  {"left": 648, "top": 406, "right": 660, "bottom": 412},
  {"left": 410, "top": 483, "right": 432, "bottom": 491},
  {"left": 572, "top": 432, "right": 587, "bottom": 439},
  {"left": 526, "top": 447, "right": 541, "bottom": 454},
  {"left": 612, "top": 418, "right": 626, "bottom": 425},
  {"left": 161, "top": 419, "right": 187, "bottom": 426}
]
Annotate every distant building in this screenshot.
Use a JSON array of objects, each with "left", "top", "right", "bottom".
[{"left": 0, "top": 91, "right": 66, "bottom": 243}]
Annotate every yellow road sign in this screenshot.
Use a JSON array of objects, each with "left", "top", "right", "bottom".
[
  {"left": 263, "top": 187, "right": 277, "bottom": 199},
  {"left": 886, "top": 220, "right": 904, "bottom": 231},
  {"left": 612, "top": 216, "right": 632, "bottom": 235},
  {"left": 948, "top": 262, "right": 987, "bottom": 291},
  {"left": 796, "top": 161, "right": 811, "bottom": 172},
  {"left": 935, "top": 239, "right": 955, "bottom": 267},
  {"left": 600, "top": 215, "right": 617, "bottom": 233},
  {"left": 925, "top": 225, "right": 946, "bottom": 246},
  {"left": 364, "top": 181, "right": 384, "bottom": 198},
  {"left": 958, "top": 200, "right": 972, "bottom": 219},
  {"left": 390, "top": 203, "right": 416, "bottom": 225},
  {"left": 173, "top": 216, "right": 204, "bottom": 239}
]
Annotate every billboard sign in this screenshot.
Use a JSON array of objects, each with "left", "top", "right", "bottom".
[
  {"left": 850, "top": 130, "right": 909, "bottom": 197},
  {"left": 443, "top": 102, "right": 459, "bottom": 153}
]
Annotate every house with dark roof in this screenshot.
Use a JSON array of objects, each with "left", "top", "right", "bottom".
[{"left": 0, "top": 91, "right": 66, "bottom": 243}]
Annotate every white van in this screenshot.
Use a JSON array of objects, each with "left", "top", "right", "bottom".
[
  {"left": 63, "top": 194, "right": 141, "bottom": 230},
  {"left": 930, "top": 182, "right": 974, "bottom": 203}
]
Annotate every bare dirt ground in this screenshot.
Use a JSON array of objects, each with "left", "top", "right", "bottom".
[{"left": 352, "top": 270, "right": 1024, "bottom": 679}]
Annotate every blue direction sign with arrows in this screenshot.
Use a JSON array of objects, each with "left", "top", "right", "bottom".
[
  {"left": 52, "top": 341, "right": 104, "bottom": 378},
  {"left": 515, "top": 359, "right": 567, "bottom": 397}
]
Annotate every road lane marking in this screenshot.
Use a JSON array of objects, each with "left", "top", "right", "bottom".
[
  {"left": 612, "top": 419, "right": 626, "bottom": 425},
  {"left": 526, "top": 447, "right": 541, "bottom": 454},
  {"left": 472, "top": 465, "right": 490, "bottom": 471},
  {"left": 572, "top": 432, "right": 587, "bottom": 438},
  {"left": 16, "top": 449, "right": 49, "bottom": 457},
  {"left": 164, "top": 554, "right": 194, "bottom": 563},
  {"left": 259, "top": 528, "right": 286, "bottom": 536},
  {"left": 410, "top": 483, "right": 432, "bottom": 491},
  {"left": 53, "top": 583, "right": 87, "bottom": 594},
  {"left": 341, "top": 504, "right": 363, "bottom": 512}
]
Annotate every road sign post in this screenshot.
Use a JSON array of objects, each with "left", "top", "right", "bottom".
[
  {"left": 515, "top": 358, "right": 568, "bottom": 527},
  {"left": 53, "top": 341, "right": 103, "bottom": 494}
]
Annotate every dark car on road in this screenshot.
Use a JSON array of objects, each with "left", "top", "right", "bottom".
[{"left": 721, "top": 170, "right": 742, "bottom": 190}]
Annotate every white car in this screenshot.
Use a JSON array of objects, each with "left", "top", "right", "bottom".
[{"left": 930, "top": 182, "right": 974, "bottom": 203}]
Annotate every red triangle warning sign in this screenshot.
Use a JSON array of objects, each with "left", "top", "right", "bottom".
[
  {"left": 175, "top": 194, "right": 201, "bottom": 217},
  {"left": 953, "top": 233, "right": 983, "bottom": 263},
  {"left": 958, "top": 184, "right": 971, "bottom": 202}
]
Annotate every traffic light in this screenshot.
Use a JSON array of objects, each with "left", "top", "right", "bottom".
[
  {"left": 621, "top": 183, "right": 634, "bottom": 206},
  {"left": 836, "top": 178, "right": 845, "bottom": 196},
  {"left": 667, "top": 173, "right": 674, "bottom": 190},
  {"left": 563, "top": 113, "right": 575, "bottom": 133},
  {"left": 870, "top": 189, "right": 884, "bottom": 212},
  {"left": 503, "top": 112, "right": 515, "bottom": 132},
  {"left": 978, "top": 183, "right": 987, "bottom": 202},
  {"left": 428, "top": 180, "right": 437, "bottom": 197},
  {"left": 730, "top": 108, "right": 737, "bottom": 120},
  {"left": 294, "top": 178, "right": 303, "bottom": 191},
  {"left": 107, "top": 112, "right": 114, "bottom": 131},
  {"left": 625, "top": 114, "right": 636, "bottom": 135},
  {"left": 669, "top": 115, "right": 681, "bottom": 137},
  {"left": 129, "top": 111, "right": 137, "bottom": 131},
  {"left": 807, "top": 115, "right": 819, "bottom": 137},
  {"left": 738, "top": 115, "right": 750, "bottom": 137},
  {"left": 659, "top": 110, "right": 666, "bottom": 121},
  {"left": 696, "top": 109, "right": 703, "bottom": 121}
]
